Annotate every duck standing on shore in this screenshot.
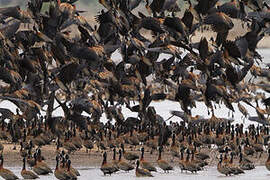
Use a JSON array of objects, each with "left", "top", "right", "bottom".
[
  {"left": 217, "top": 154, "right": 234, "bottom": 176},
  {"left": 118, "top": 149, "right": 134, "bottom": 172},
  {"left": 139, "top": 147, "right": 157, "bottom": 172},
  {"left": 120, "top": 143, "right": 139, "bottom": 162},
  {"left": 100, "top": 152, "right": 118, "bottom": 175},
  {"left": 0, "top": 154, "right": 18, "bottom": 180},
  {"left": 135, "top": 160, "right": 153, "bottom": 177},
  {"left": 157, "top": 146, "right": 173, "bottom": 173},
  {"left": 54, "top": 155, "right": 69, "bottom": 180},
  {"left": 21, "top": 157, "right": 39, "bottom": 179}
]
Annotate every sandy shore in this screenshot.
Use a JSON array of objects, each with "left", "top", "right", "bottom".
[{"left": 1, "top": 142, "right": 268, "bottom": 168}]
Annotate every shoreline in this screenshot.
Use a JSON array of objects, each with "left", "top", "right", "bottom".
[{"left": 1, "top": 143, "right": 267, "bottom": 168}]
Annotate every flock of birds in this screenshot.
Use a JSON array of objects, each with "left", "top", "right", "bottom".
[{"left": 0, "top": 0, "right": 269, "bottom": 179}]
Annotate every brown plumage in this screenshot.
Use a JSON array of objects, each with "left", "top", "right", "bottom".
[
  {"left": 83, "top": 131, "right": 94, "bottom": 153},
  {"left": 218, "top": 0, "right": 246, "bottom": 19},
  {"left": 120, "top": 143, "right": 139, "bottom": 162},
  {"left": 204, "top": 12, "right": 234, "bottom": 45},
  {"left": 65, "top": 154, "right": 80, "bottom": 176},
  {"left": 117, "top": 149, "right": 134, "bottom": 172},
  {"left": 228, "top": 153, "right": 244, "bottom": 175},
  {"left": 244, "top": 138, "right": 255, "bottom": 156},
  {"left": 0, "top": 67, "right": 22, "bottom": 89},
  {"left": 238, "top": 103, "right": 249, "bottom": 121},
  {"left": 66, "top": 160, "right": 77, "bottom": 180},
  {"left": 190, "top": 150, "right": 208, "bottom": 168},
  {"left": 33, "top": 151, "right": 52, "bottom": 175},
  {"left": 138, "top": 13, "right": 166, "bottom": 34},
  {"left": 135, "top": 160, "right": 153, "bottom": 177},
  {"left": 147, "top": 0, "right": 179, "bottom": 16},
  {"left": 0, "top": 155, "right": 19, "bottom": 180},
  {"left": 140, "top": 147, "right": 157, "bottom": 172},
  {"left": 239, "top": 153, "right": 255, "bottom": 170},
  {"left": 183, "top": 150, "right": 201, "bottom": 173},
  {"left": 21, "top": 157, "right": 39, "bottom": 179},
  {"left": 0, "top": 6, "right": 31, "bottom": 23},
  {"left": 217, "top": 155, "right": 233, "bottom": 176},
  {"left": 170, "top": 134, "right": 180, "bottom": 161},
  {"left": 179, "top": 148, "right": 186, "bottom": 172},
  {"left": 63, "top": 133, "right": 78, "bottom": 154},
  {"left": 157, "top": 146, "right": 173, "bottom": 173},
  {"left": 54, "top": 156, "right": 70, "bottom": 180},
  {"left": 27, "top": 149, "right": 35, "bottom": 168},
  {"left": 100, "top": 152, "right": 118, "bottom": 175}
]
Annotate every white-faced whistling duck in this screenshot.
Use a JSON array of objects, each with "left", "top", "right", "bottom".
[
  {"left": 217, "top": 154, "right": 234, "bottom": 176},
  {"left": 135, "top": 160, "right": 153, "bottom": 177},
  {"left": 183, "top": 149, "right": 201, "bottom": 173},
  {"left": 65, "top": 154, "right": 80, "bottom": 176},
  {"left": 66, "top": 159, "right": 77, "bottom": 179},
  {"left": 83, "top": 131, "right": 94, "bottom": 153},
  {"left": 21, "top": 157, "right": 39, "bottom": 179},
  {"left": 157, "top": 146, "right": 173, "bottom": 173},
  {"left": 54, "top": 155, "right": 70, "bottom": 180},
  {"left": 239, "top": 153, "right": 255, "bottom": 170},
  {"left": 100, "top": 152, "right": 118, "bottom": 175},
  {"left": 117, "top": 149, "right": 134, "bottom": 172},
  {"left": 63, "top": 132, "right": 77, "bottom": 154},
  {"left": 228, "top": 153, "right": 244, "bottom": 175},
  {"left": 120, "top": 143, "right": 139, "bottom": 162},
  {"left": 0, "top": 154, "right": 19, "bottom": 180},
  {"left": 27, "top": 149, "right": 35, "bottom": 168},
  {"left": 32, "top": 151, "right": 52, "bottom": 175},
  {"left": 190, "top": 150, "right": 208, "bottom": 169},
  {"left": 139, "top": 147, "right": 157, "bottom": 172}
]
